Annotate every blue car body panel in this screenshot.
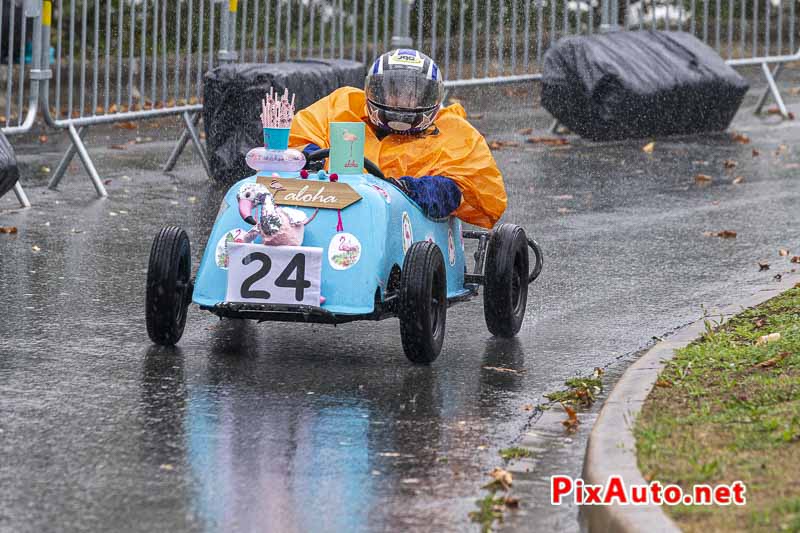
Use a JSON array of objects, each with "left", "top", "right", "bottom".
[{"left": 192, "top": 171, "right": 468, "bottom": 316}]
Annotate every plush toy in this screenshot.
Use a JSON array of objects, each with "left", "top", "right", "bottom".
[{"left": 235, "top": 182, "right": 316, "bottom": 246}]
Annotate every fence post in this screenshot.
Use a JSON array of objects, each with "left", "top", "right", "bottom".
[
  {"left": 218, "top": 0, "right": 238, "bottom": 62},
  {"left": 391, "top": 0, "right": 413, "bottom": 48},
  {"left": 600, "top": 0, "right": 620, "bottom": 32}
]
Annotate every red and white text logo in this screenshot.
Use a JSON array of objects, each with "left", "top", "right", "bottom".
[{"left": 551, "top": 475, "right": 746, "bottom": 506}]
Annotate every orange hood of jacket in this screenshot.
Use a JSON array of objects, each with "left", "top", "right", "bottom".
[{"left": 288, "top": 87, "right": 507, "bottom": 228}]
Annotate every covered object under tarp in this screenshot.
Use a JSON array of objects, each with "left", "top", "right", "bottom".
[{"left": 541, "top": 31, "right": 749, "bottom": 141}]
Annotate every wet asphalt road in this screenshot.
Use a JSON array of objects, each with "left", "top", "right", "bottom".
[{"left": 1, "top": 74, "right": 800, "bottom": 532}]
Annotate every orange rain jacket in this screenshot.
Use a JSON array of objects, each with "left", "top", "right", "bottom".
[{"left": 288, "top": 87, "right": 507, "bottom": 228}]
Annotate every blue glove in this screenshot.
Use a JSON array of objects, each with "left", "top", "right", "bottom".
[
  {"left": 399, "top": 175, "right": 462, "bottom": 219},
  {"left": 302, "top": 143, "right": 321, "bottom": 157}
]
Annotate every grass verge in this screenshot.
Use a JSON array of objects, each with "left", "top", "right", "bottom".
[{"left": 636, "top": 287, "right": 800, "bottom": 532}]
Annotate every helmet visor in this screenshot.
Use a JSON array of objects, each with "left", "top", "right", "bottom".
[{"left": 365, "top": 69, "right": 443, "bottom": 112}]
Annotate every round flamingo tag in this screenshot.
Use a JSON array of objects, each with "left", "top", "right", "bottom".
[{"left": 328, "top": 233, "right": 362, "bottom": 270}]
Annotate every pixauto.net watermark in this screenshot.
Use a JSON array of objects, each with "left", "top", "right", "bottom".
[{"left": 551, "top": 475, "right": 746, "bottom": 506}]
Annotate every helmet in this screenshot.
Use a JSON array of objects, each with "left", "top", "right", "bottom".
[{"left": 365, "top": 49, "right": 444, "bottom": 134}]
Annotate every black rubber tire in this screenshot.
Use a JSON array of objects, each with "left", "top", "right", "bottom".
[
  {"left": 398, "top": 241, "right": 447, "bottom": 364},
  {"left": 483, "top": 223, "right": 529, "bottom": 337},
  {"left": 146, "top": 226, "right": 192, "bottom": 345}
]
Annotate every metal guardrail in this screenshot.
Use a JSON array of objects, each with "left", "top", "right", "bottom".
[{"left": 1, "top": 0, "right": 799, "bottom": 205}]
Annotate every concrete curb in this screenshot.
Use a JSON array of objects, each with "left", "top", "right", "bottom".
[{"left": 581, "top": 272, "right": 800, "bottom": 533}]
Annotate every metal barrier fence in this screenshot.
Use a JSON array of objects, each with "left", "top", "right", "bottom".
[
  {"left": 1, "top": 0, "right": 799, "bottom": 205},
  {"left": 1, "top": 0, "right": 46, "bottom": 207}
]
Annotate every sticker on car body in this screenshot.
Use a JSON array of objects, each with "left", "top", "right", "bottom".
[
  {"left": 402, "top": 212, "right": 413, "bottom": 253},
  {"left": 328, "top": 232, "right": 362, "bottom": 270}
]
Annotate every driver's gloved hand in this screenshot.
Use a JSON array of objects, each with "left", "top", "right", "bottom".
[
  {"left": 302, "top": 143, "right": 324, "bottom": 171},
  {"left": 302, "top": 143, "right": 321, "bottom": 157},
  {"left": 399, "top": 175, "right": 462, "bottom": 219}
]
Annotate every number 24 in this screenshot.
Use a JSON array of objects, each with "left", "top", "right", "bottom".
[{"left": 241, "top": 252, "right": 311, "bottom": 301}]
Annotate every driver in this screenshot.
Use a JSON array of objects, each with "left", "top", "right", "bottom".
[{"left": 288, "top": 49, "right": 506, "bottom": 229}]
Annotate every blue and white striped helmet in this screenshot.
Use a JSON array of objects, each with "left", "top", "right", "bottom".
[{"left": 365, "top": 49, "right": 444, "bottom": 134}]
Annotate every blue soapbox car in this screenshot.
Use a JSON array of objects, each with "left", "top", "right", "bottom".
[{"left": 146, "top": 150, "right": 543, "bottom": 364}]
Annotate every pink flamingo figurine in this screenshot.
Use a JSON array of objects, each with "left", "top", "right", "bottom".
[{"left": 235, "top": 182, "right": 317, "bottom": 246}]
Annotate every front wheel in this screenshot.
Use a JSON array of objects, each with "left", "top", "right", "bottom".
[
  {"left": 398, "top": 241, "right": 447, "bottom": 364},
  {"left": 146, "top": 226, "right": 192, "bottom": 345},
  {"left": 483, "top": 224, "right": 529, "bottom": 337}
]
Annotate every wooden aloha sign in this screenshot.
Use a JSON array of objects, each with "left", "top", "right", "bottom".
[{"left": 256, "top": 176, "right": 362, "bottom": 210}]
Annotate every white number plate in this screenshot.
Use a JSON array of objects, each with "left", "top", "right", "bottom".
[{"left": 225, "top": 243, "right": 323, "bottom": 306}]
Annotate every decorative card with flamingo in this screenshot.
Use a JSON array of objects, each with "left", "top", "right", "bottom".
[{"left": 329, "top": 122, "right": 365, "bottom": 175}]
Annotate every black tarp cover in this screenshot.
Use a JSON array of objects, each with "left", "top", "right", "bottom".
[
  {"left": 204, "top": 59, "right": 365, "bottom": 184},
  {"left": 542, "top": 31, "right": 749, "bottom": 141},
  {"left": 0, "top": 131, "right": 20, "bottom": 200}
]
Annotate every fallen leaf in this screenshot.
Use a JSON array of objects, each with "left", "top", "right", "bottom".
[
  {"left": 756, "top": 332, "right": 781, "bottom": 346},
  {"left": 655, "top": 379, "right": 672, "bottom": 388},
  {"left": 159, "top": 464, "right": 174, "bottom": 471},
  {"left": 642, "top": 141, "right": 655, "bottom": 153},
  {"left": 705, "top": 230, "right": 737, "bottom": 239},
  {"left": 527, "top": 136, "right": 570, "bottom": 146},
  {"left": 731, "top": 132, "right": 750, "bottom": 144},
  {"left": 758, "top": 261, "right": 770, "bottom": 271},
  {"left": 103, "top": 179, "right": 112, "bottom": 185},
  {"left": 110, "top": 144, "right": 127, "bottom": 150},
  {"left": 504, "top": 495, "right": 520, "bottom": 508},
  {"left": 767, "top": 107, "right": 796, "bottom": 119},
  {"left": 38, "top": 135, "right": 48, "bottom": 144},
  {"left": 0, "top": 226, "right": 18, "bottom": 234},
  {"left": 487, "top": 468, "right": 513, "bottom": 490},
  {"left": 483, "top": 366, "right": 524, "bottom": 374},
  {"left": 562, "top": 404, "right": 579, "bottom": 431},
  {"left": 469, "top": 113, "right": 484, "bottom": 120},
  {"left": 779, "top": 249, "right": 789, "bottom": 257},
  {"left": 752, "top": 149, "right": 760, "bottom": 157},
  {"left": 754, "top": 352, "right": 790, "bottom": 369},
  {"left": 488, "top": 140, "right": 520, "bottom": 150},
  {"left": 188, "top": 196, "right": 198, "bottom": 204},
  {"left": 694, "top": 174, "right": 713, "bottom": 184},
  {"left": 791, "top": 256, "right": 800, "bottom": 264},
  {"left": 557, "top": 207, "right": 570, "bottom": 214},
  {"left": 754, "top": 318, "right": 766, "bottom": 328},
  {"left": 732, "top": 176, "right": 745, "bottom": 184},
  {"left": 517, "top": 127, "right": 533, "bottom": 135},
  {"left": 523, "top": 404, "right": 533, "bottom": 411},
  {"left": 774, "top": 144, "right": 788, "bottom": 156},
  {"left": 114, "top": 121, "right": 137, "bottom": 130},
  {"left": 31, "top": 245, "right": 41, "bottom": 252},
  {"left": 723, "top": 159, "right": 738, "bottom": 169}
]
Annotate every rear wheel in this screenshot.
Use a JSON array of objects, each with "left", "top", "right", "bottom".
[
  {"left": 398, "top": 241, "right": 447, "bottom": 364},
  {"left": 483, "top": 224, "right": 529, "bottom": 337},
  {"left": 146, "top": 226, "right": 192, "bottom": 345}
]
